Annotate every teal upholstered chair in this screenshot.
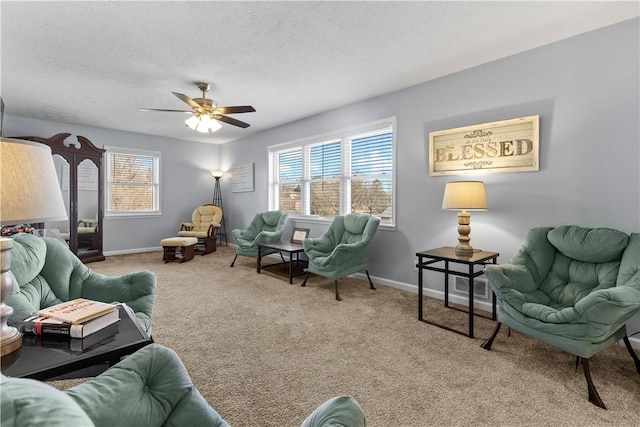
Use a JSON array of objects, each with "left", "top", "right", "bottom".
[
  {"left": 481, "top": 225, "right": 640, "bottom": 409},
  {"left": 301, "top": 213, "right": 380, "bottom": 301},
  {"left": 229, "top": 210, "right": 289, "bottom": 267},
  {"left": 1, "top": 344, "right": 228, "bottom": 427},
  {"left": 5, "top": 233, "right": 156, "bottom": 335},
  {"left": 1, "top": 344, "right": 366, "bottom": 427}
]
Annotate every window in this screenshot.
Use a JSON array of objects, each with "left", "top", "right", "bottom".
[
  {"left": 269, "top": 117, "right": 395, "bottom": 226},
  {"left": 104, "top": 146, "right": 161, "bottom": 217}
]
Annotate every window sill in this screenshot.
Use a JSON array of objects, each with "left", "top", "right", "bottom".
[{"left": 288, "top": 215, "right": 396, "bottom": 231}]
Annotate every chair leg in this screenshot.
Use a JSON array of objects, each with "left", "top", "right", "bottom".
[
  {"left": 365, "top": 270, "right": 376, "bottom": 290},
  {"left": 230, "top": 254, "right": 238, "bottom": 267},
  {"left": 334, "top": 279, "right": 342, "bottom": 301},
  {"left": 280, "top": 252, "right": 286, "bottom": 262},
  {"left": 581, "top": 357, "right": 607, "bottom": 409},
  {"left": 481, "top": 322, "right": 502, "bottom": 350},
  {"left": 623, "top": 336, "right": 640, "bottom": 374},
  {"left": 301, "top": 271, "right": 310, "bottom": 287}
]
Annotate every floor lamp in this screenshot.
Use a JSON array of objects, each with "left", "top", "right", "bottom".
[
  {"left": 210, "top": 170, "right": 227, "bottom": 246},
  {"left": 1, "top": 138, "right": 68, "bottom": 357}
]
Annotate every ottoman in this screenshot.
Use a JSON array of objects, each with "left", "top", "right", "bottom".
[{"left": 161, "top": 237, "right": 198, "bottom": 263}]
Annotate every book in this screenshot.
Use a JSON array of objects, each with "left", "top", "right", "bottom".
[
  {"left": 36, "top": 298, "right": 118, "bottom": 325},
  {"left": 22, "top": 308, "right": 120, "bottom": 338},
  {"left": 22, "top": 322, "right": 120, "bottom": 353}
]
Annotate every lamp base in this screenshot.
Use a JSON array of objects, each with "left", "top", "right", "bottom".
[
  {"left": 454, "top": 245, "right": 474, "bottom": 258},
  {"left": 455, "top": 210, "right": 474, "bottom": 258},
  {"left": 0, "top": 238, "right": 22, "bottom": 357}
]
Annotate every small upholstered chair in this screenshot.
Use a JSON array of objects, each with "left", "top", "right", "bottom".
[
  {"left": 482, "top": 225, "right": 640, "bottom": 409},
  {"left": 301, "top": 213, "right": 380, "bottom": 301},
  {"left": 179, "top": 204, "right": 222, "bottom": 255},
  {"left": 230, "top": 211, "right": 289, "bottom": 267},
  {"left": 6, "top": 233, "right": 155, "bottom": 335}
]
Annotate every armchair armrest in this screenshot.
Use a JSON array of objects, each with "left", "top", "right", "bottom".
[
  {"left": 66, "top": 344, "right": 229, "bottom": 427},
  {"left": 80, "top": 270, "right": 156, "bottom": 334},
  {"left": 484, "top": 264, "right": 538, "bottom": 294},
  {"left": 303, "top": 236, "right": 333, "bottom": 254}
]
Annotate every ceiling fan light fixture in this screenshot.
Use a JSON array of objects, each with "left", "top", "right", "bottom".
[{"left": 185, "top": 114, "right": 222, "bottom": 134}]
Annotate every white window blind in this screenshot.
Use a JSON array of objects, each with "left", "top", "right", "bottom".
[
  {"left": 269, "top": 117, "right": 396, "bottom": 226},
  {"left": 105, "top": 146, "right": 161, "bottom": 216}
]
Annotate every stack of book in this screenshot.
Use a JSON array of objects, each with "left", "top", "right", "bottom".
[{"left": 21, "top": 299, "right": 120, "bottom": 350}]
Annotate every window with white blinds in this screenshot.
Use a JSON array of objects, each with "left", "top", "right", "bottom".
[
  {"left": 269, "top": 117, "right": 395, "bottom": 226},
  {"left": 104, "top": 146, "right": 161, "bottom": 217}
]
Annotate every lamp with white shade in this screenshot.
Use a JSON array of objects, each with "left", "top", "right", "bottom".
[
  {"left": 0, "top": 138, "right": 68, "bottom": 356},
  {"left": 442, "top": 181, "right": 487, "bottom": 257}
]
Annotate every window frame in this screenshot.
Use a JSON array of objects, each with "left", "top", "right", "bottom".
[
  {"left": 104, "top": 145, "right": 162, "bottom": 218},
  {"left": 268, "top": 117, "right": 396, "bottom": 228}
]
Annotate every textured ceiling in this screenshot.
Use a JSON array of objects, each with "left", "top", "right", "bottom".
[{"left": 1, "top": 1, "right": 638, "bottom": 145}]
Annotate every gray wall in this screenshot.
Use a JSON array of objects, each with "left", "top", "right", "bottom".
[
  {"left": 220, "top": 19, "right": 640, "bottom": 331},
  {"left": 3, "top": 116, "right": 221, "bottom": 253}
]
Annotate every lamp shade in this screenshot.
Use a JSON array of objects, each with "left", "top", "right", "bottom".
[
  {"left": 210, "top": 169, "right": 224, "bottom": 178},
  {"left": 1, "top": 138, "right": 68, "bottom": 225},
  {"left": 442, "top": 181, "right": 487, "bottom": 211}
]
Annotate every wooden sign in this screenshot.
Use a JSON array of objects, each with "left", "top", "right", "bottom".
[{"left": 429, "top": 115, "right": 539, "bottom": 176}]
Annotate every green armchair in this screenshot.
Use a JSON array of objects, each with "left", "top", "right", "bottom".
[
  {"left": 301, "top": 213, "right": 380, "bottom": 301},
  {"left": 481, "top": 225, "right": 640, "bottom": 409},
  {"left": 229, "top": 210, "right": 289, "bottom": 267},
  {"left": 1, "top": 344, "right": 366, "bottom": 427},
  {"left": 6, "top": 233, "right": 155, "bottom": 335},
  {"left": 1, "top": 344, "right": 228, "bottom": 427}
]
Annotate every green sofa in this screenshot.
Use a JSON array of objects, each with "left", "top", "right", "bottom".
[
  {"left": 482, "top": 225, "right": 640, "bottom": 409},
  {"left": 1, "top": 344, "right": 366, "bottom": 427},
  {"left": 5, "top": 233, "right": 155, "bottom": 334}
]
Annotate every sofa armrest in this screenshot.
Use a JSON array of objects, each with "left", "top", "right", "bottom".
[{"left": 66, "top": 344, "right": 230, "bottom": 427}]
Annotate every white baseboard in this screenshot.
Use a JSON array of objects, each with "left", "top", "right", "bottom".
[{"left": 104, "top": 246, "right": 162, "bottom": 256}]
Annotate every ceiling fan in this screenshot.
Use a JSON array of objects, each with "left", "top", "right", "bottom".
[{"left": 140, "top": 82, "right": 255, "bottom": 131}]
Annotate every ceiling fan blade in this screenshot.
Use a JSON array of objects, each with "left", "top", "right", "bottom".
[
  {"left": 140, "top": 108, "right": 194, "bottom": 114},
  {"left": 172, "top": 92, "right": 202, "bottom": 110},
  {"left": 215, "top": 114, "right": 251, "bottom": 128},
  {"left": 214, "top": 106, "right": 256, "bottom": 115}
]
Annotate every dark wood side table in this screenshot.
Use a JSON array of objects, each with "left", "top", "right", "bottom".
[
  {"left": 416, "top": 247, "right": 499, "bottom": 338},
  {"left": 257, "top": 241, "right": 308, "bottom": 284},
  {"left": 1, "top": 304, "right": 152, "bottom": 380}
]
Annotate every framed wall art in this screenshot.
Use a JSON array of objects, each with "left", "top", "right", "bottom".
[
  {"left": 231, "top": 163, "right": 254, "bottom": 193},
  {"left": 429, "top": 115, "right": 539, "bottom": 176}
]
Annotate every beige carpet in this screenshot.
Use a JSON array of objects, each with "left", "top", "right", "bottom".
[{"left": 52, "top": 247, "right": 639, "bottom": 426}]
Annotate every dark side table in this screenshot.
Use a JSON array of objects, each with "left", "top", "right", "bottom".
[
  {"left": 257, "top": 241, "right": 308, "bottom": 284},
  {"left": 416, "top": 247, "right": 498, "bottom": 338},
  {"left": 1, "top": 304, "right": 152, "bottom": 380}
]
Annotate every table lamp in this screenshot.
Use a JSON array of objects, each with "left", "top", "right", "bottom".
[
  {"left": 442, "top": 181, "right": 487, "bottom": 257},
  {"left": 1, "top": 137, "right": 68, "bottom": 357}
]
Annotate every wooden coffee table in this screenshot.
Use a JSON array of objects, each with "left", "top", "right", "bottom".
[
  {"left": 257, "top": 241, "right": 308, "bottom": 284},
  {"left": 1, "top": 304, "right": 152, "bottom": 380}
]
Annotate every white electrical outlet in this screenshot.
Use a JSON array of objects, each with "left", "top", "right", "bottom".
[{"left": 413, "top": 258, "right": 419, "bottom": 272}]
